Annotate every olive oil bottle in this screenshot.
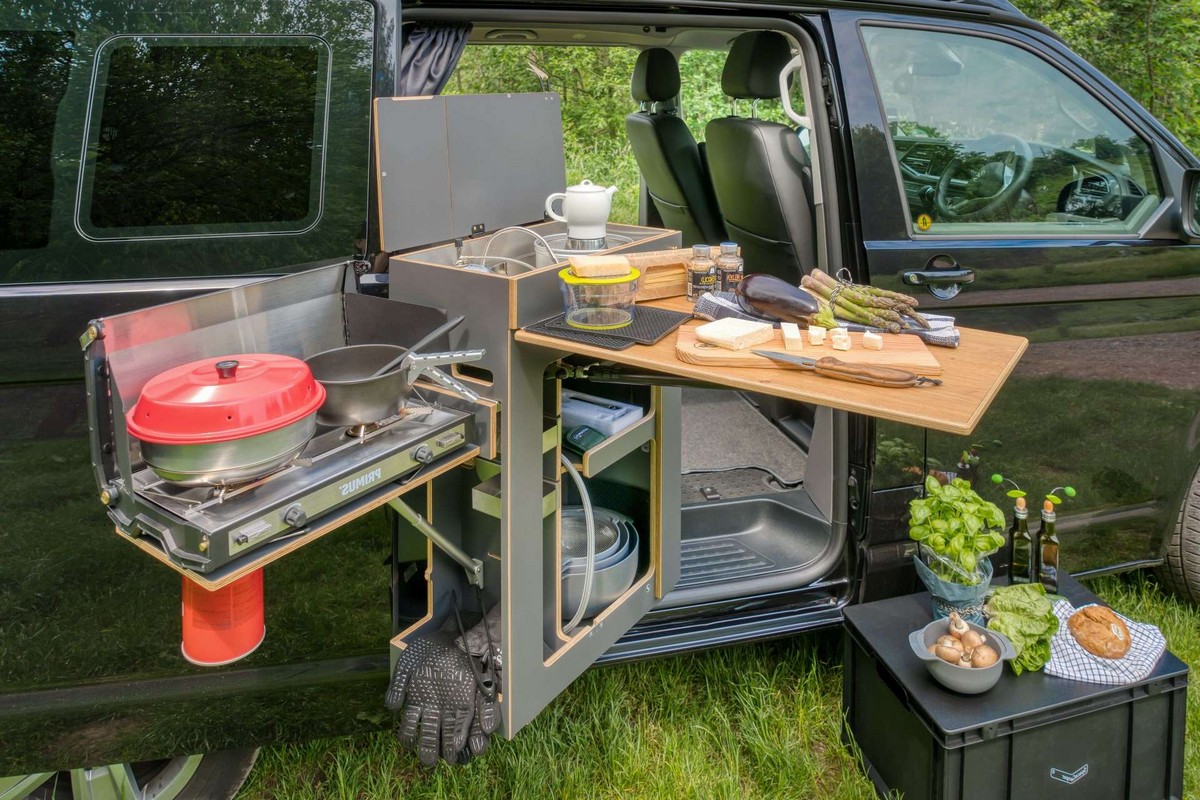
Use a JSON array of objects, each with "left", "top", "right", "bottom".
[
  {"left": 1009, "top": 496, "right": 1033, "bottom": 583},
  {"left": 1038, "top": 499, "right": 1060, "bottom": 593}
]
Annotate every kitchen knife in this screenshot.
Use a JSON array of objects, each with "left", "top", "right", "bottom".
[{"left": 749, "top": 350, "right": 942, "bottom": 388}]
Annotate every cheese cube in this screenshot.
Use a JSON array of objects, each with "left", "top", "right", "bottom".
[
  {"left": 568, "top": 254, "right": 631, "bottom": 278},
  {"left": 807, "top": 326, "right": 826, "bottom": 345},
  {"left": 695, "top": 318, "right": 775, "bottom": 351},
  {"left": 830, "top": 327, "right": 848, "bottom": 338},
  {"left": 781, "top": 322, "right": 803, "bottom": 351},
  {"left": 831, "top": 337, "right": 852, "bottom": 351},
  {"left": 863, "top": 331, "right": 884, "bottom": 351}
]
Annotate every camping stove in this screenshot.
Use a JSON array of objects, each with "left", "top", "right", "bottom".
[{"left": 121, "top": 402, "right": 473, "bottom": 573}]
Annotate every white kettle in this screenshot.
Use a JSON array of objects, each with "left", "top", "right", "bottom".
[{"left": 545, "top": 180, "right": 618, "bottom": 241}]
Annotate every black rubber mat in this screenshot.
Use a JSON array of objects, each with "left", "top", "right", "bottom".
[
  {"left": 676, "top": 537, "right": 776, "bottom": 589},
  {"left": 544, "top": 305, "right": 692, "bottom": 345},
  {"left": 523, "top": 317, "right": 634, "bottom": 350}
]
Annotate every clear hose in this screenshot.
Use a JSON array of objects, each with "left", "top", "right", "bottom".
[{"left": 560, "top": 455, "right": 595, "bottom": 633}]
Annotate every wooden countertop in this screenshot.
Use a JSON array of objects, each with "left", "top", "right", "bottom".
[{"left": 515, "top": 297, "right": 1027, "bottom": 436}]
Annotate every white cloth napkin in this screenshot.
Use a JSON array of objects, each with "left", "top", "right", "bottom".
[{"left": 1045, "top": 600, "right": 1165, "bottom": 685}]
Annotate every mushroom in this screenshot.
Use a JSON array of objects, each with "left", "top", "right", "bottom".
[
  {"left": 935, "top": 645, "right": 963, "bottom": 665},
  {"left": 936, "top": 635, "right": 963, "bottom": 652},
  {"left": 947, "top": 612, "right": 970, "bottom": 639},
  {"left": 928, "top": 644, "right": 939, "bottom": 656},
  {"left": 958, "top": 650, "right": 974, "bottom": 668},
  {"left": 970, "top": 645, "right": 999, "bottom": 668},
  {"left": 961, "top": 629, "right": 986, "bottom": 650}
]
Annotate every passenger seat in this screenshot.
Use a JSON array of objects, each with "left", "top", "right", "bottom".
[
  {"left": 705, "top": 32, "right": 816, "bottom": 282},
  {"left": 625, "top": 48, "right": 726, "bottom": 246}
]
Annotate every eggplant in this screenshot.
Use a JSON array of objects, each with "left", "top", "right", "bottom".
[{"left": 735, "top": 273, "right": 822, "bottom": 323}]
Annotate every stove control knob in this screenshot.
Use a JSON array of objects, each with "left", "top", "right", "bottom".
[
  {"left": 411, "top": 444, "right": 434, "bottom": 465},
  {"left": 282, "top": 503, "right": 307, "bottom": 528}
]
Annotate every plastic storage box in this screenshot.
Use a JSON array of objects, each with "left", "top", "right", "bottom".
[{"left": 842, "top": 574, "right": 1187, "bottom": 800}]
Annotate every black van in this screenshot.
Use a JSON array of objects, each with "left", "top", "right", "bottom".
[{"left": 2, "top": 0, "right": 1199, "bottom": 795}]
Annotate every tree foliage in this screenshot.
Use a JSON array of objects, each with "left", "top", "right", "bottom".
[{"left": 1015, "top": 0, "right": 1200, "bottom": 151}]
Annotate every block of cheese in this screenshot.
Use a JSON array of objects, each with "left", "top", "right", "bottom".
[
  {"left": 781, "top": 322, "right": 804, "bottom": 351},
  {"left": 807, "top": 326, "right": 826, "bottom": 345},
  {"left": 862, "top": 331, "right": 884, "bottom": 351},
  {"left": 831, "top": 336, "right": 852, "bottom": 351},
  {"left": 568, "top": 254, "right": 631, "bottom": 278},
  {"left": 830, "top": 327, "right": 848, "bottom": 338},
  {"left": 695, "top": 318, "right": 774, "bottom": 351}
]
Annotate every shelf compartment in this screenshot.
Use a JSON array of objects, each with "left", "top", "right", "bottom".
[
  {"left": 542, "top": 416, "right": 559, "bottom": 455},
  {"left": 472, "top": 474, "right": 557, "bottom": 519},
  {"left": 575, "top": 409, "right": 656, "bottom": 478}
]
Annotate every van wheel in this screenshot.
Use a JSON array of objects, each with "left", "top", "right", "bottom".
[
  {"left": 0, "top": 749, "right": 258, "bottom": 800},
  {"left": 1158, "top": 467, "right": 1200, "bottom": 603}
]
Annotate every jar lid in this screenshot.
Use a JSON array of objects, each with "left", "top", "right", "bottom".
[
  {"left": 559, "top": 266, "right": 641, "bottom": 286},
  {"left": 127, "top": 354, "right": 326, "bottom": 445}
]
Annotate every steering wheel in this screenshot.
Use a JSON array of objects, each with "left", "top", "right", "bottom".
[{"left": 935, "top": 133, "right": 1033, "bottom": 221}]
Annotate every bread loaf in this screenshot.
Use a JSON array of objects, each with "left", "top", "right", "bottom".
[{"left": 1068, "top": 605, "right": 1130, "bottom": 659}]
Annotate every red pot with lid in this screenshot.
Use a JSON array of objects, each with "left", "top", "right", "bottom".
[{"left": 127, "top": 354, "right": 325, "bottom": 486}]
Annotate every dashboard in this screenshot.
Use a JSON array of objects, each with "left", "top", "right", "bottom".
[{"left": 891, "top": 135, "right": 1149, "bottom": 224}]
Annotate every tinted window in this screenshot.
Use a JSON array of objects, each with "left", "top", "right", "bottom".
[
  {"left": 863, "top": 27, "right": 1162, "bottom": 236},
  {"left": 82, "top": 37, "right": 327, "bottom": 238},
  {"left": 0, "top": 31, "right": 73, "bottom": 250}
]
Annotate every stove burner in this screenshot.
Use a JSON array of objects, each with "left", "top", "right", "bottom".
[
  {"left": 345, "top": 422, "right": 383, "bottom": 439},
  {"left": 341, "top": 405, "right": 435, "bottom": 440}
]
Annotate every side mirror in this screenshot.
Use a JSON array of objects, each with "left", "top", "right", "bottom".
[{"left": 1184, "top": 169, "right": 1200, "bottom": 241}]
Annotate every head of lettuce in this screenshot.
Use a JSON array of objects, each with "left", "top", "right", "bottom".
[{"left": 984, "top": 583, "right": 1059, "bottom": 675}]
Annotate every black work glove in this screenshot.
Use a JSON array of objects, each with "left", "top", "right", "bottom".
[
  {"left": 385, "top": 634, "right": 448, "bottom": 766},
  {"left": 385, "top": 632, "right": 495, "bottom": 766}
]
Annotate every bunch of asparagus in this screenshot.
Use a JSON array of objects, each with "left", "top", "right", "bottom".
[{"left": 801, "top": 269, "right": 930, "bottom": 334}]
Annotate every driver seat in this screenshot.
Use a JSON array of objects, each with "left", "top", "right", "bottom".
[{"left": 705, "top": 31, "right": 816, "bottom": 282}]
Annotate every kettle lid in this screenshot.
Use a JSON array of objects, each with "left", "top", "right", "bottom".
[{"left": 567, "top": 179, "right": 608, "bottom": 193}]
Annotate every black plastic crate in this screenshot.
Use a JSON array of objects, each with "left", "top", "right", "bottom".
[{"left": 843, "top": 574, "right": 1188, "bottom": 800}]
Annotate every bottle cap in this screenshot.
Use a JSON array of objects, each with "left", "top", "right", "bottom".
[
  {"left": 720, "top": 242, "right": 739, "bottom": 254},
  {"left": 1043, "top": 499, "right": 1054, "bottom": 514},
  {"left": 691, "top": 244, "right": 711, "bottom": 257},
  {"left": 1015, "top": 496, "right": 1026, "bottom": 511}
]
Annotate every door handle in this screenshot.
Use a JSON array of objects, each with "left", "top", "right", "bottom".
[
  {"left": 902, "top": 268, "right": 975, "bottom": 287},
  {"left": 902, "top": 256, "right": 975, "bottom": 300}
]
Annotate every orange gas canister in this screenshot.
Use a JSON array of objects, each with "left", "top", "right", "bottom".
[{"left": 181, "top": 570, "right": 266, "bottom": 666}]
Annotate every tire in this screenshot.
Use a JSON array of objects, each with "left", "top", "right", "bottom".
[
  {"left": 1158, "top": 466, "right": 1200, "bottom": 603},
  {"left": 0, "top": 748, "right": 258, "bottom": 800}
]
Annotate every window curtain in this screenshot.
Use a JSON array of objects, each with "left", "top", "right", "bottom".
[{"left": 397, "top": 22, "right": 472, "bottom": 96}]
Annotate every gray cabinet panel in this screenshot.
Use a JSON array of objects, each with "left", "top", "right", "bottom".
[{"left": 376, "top": 94, "right": 566, "bottom": 252}]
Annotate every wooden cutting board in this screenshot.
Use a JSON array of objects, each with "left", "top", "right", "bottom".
[{"left": 675, "top": 326, "right": 943, "bottom": 375}]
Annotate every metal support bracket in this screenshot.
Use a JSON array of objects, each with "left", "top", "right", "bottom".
[{"left": 387, "top": 496, "right": 484, "bottom": 588}]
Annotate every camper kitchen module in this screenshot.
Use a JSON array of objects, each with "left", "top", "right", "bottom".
[{"left": 5, "top": 0, "right": 1200, "bottom": 792}]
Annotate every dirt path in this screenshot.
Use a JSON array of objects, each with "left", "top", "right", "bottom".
[{"left": 1013, "top": 331, "right": 1200, "bottom": 391}]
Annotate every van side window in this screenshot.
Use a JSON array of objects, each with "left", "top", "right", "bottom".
[
  {"left": 862, "top": 26, "right": 1162, "bottom": 236},
  {"left": 0, "top": 31, "right": 73, "bottom": 250},
  {"left": 79, "top": 37, "right": 328, "bottom": 239}
]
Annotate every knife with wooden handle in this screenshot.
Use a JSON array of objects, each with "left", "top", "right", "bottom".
[{"left": 750, "top": 350, "right": 942, "bottom": 388}]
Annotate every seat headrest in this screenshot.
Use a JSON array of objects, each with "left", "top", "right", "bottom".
[
  {"left": 631, "top": 48, "right": 680, "bottom": 104},
  {"left": 722, "top": 31, "right": 792, "bottom": 100}
]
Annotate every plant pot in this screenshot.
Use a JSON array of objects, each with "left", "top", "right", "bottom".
[{"left": 913, "top": 553, "right": 993, "bottom": 625}]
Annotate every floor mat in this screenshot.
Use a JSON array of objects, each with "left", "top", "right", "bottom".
[
  {"left": 681, "top": 469, "right": 782, "bottom": 503},
  {"left": 680, "top": 389, "right": 807, "bottom": 485}
]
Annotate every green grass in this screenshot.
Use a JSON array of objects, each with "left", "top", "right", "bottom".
[{"left": 240, "top": 574, "right": 1200, "bottom": 800}]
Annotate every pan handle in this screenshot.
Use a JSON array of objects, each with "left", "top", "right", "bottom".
[{"left": 418, "top": 365, "right": 481, "bottom": 403}]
